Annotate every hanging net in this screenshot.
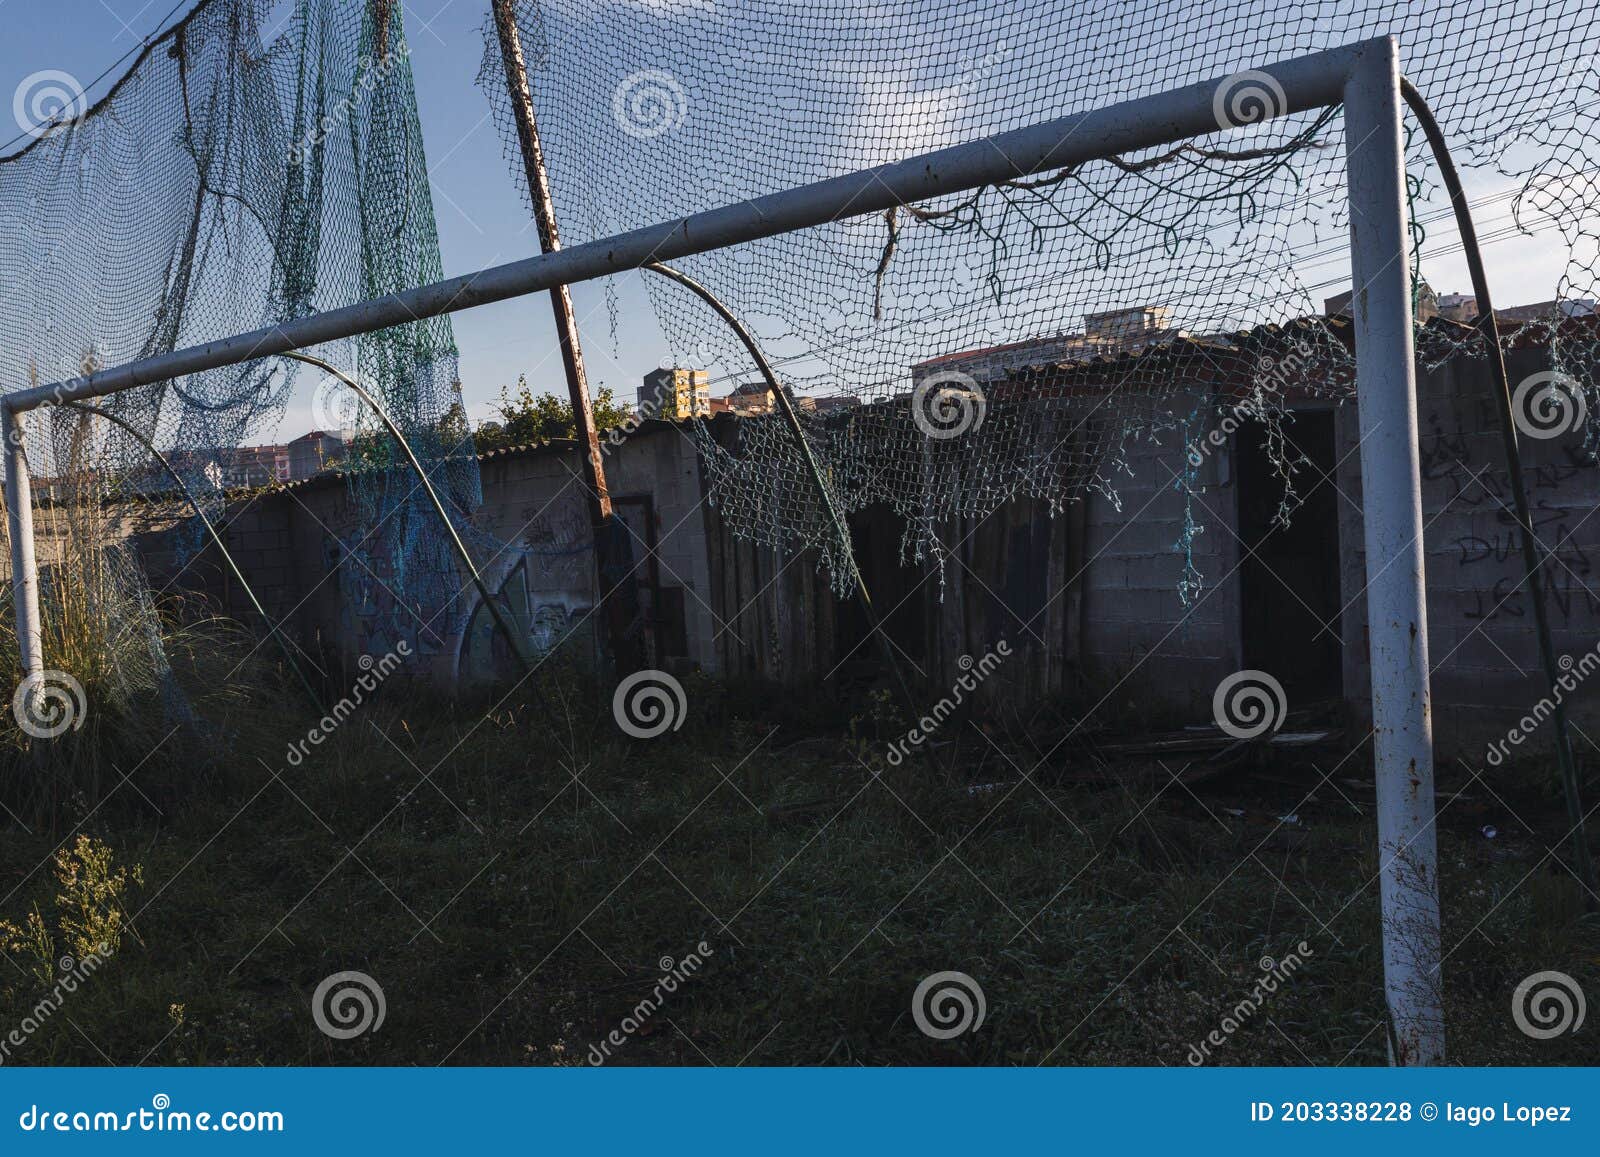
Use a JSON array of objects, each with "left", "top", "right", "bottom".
[
  {"left": 0, "top": 0, "right": 478, "bottom": 671},
  {"left": 484, "top": 0, "right": 1600, "bottom": 594},
  {"left": 3, "top": 0, "right": 1598, "bottom": 661}
]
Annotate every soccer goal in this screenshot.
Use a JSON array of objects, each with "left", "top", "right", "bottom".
[{"left": 2, "top": 36, "right": 1440, "bottom": 1062}]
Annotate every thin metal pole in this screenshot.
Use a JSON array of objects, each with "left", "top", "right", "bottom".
[
  {"left": 62, "top": 401, "right": 323, "bottom": 714},
  {"left": 643, "top": 262, "right": 925, "bottom": 736},
  {"left": 1343, "top": 38, "right": 1444, "bottom": 1065},
  {"left": 2, "top": 402, "right": 43, "bottom": 699},
  {"left": 490, "top": 0, "right": 638, "bottom": 674},
  {"left": 3, "top": 39, "right": 1379, "bottom": 416},
  {"left": 1399, "top": 79, "right": 1596, "bottom": 904},
  {"left": 280, "top": 352, "right": 544, "bottom": 682}
]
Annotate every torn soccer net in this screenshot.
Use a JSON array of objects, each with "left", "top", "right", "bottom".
[
  {"left": 486, "top": 0, "right": 1600, "bottom": 595},
  {"left": 0, "top": 0, "right": 480, "bottom": 681}
]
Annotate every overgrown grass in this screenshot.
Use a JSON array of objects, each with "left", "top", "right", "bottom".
[
  {"left": 0, "top": 450, "right": 257, "bottom": 825},
  {"left": 0, "top": 649, "right": 1595, "bottom": 1066}
]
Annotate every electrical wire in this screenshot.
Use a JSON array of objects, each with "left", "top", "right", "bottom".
[
  {"left": 1401, "top": 77, "right": 1597, "bottom": 903},
  {"left": 0, "top": 0, "right": 203, "bottom": 160}
]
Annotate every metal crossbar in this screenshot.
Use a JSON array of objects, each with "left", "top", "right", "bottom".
[{"left": 0, "top": 37, "right": 1442, "bottom": 1063}]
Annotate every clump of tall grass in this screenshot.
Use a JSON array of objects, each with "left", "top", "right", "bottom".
[
  {"left": 0, "top": 407, "right": 258, "bottom": 826},
  {"left": 0, "top": 834, "right": 143, "bottom": 996}
]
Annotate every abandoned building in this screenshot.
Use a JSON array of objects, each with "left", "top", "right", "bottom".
[{"left": 108, "top": 309, "right": 1600, "bottom": 762}]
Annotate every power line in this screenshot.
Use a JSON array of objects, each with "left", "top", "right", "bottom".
[
  {"left": 0, "top": 0, "right": 201, "bottom": 158},
  {"left": 681, "top": 188, "right": 1548, "bottom": 393}
]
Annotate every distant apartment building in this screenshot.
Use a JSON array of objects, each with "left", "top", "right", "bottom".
[
  {"left": 220, "top": 444, "right": 291, "bottom": 488},
  {"left": 639, "top": 367, "right": 711, "bottom": 420},
  {"left": 707, "top": 380, "right": 858, "bottom": 417},
  {"left": 1083, "top": 304, "right": 1175, "bottom": 346},
  {"left": 1329, "top": 285, "right": 1595, "bottom": 327},
  {"left": 1328, "top": 281, "right": 1443, "bottom": 322},
  {"left": 288, "top": 430, "right": 350, "bottom": 480},
  {"left": 913, "top": 305, "right": 1183, "bottom": 386},
  {"left": 726, "top": 382, "right": 774, "bottom": 414},
  {"left": 1437, "top": 293, "right": 1477, "bottom": 322},
  {"left": 1495, "top": 298, "right": 1597, "bottom": 324},
  {"left": 795, "top": 394, "right": 859, "bottom": 416},
  {"left": 151, "top": 430, "right": 346, "bottom": 492}
]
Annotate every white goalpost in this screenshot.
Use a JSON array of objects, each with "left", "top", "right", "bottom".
[{"left": 1, "top": 36, "right": 1443, "bottom": 1062}]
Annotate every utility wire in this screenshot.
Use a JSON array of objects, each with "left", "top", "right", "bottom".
[
  {"left": 1403, "top": 77, "right": 1597, "bottom": 905},
  {"left": 0, "top": 0, "right": 201, "bottom": 159}
]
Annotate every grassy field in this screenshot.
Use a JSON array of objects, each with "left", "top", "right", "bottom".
[{"left": 0, "top": 637, "right": 1596, "bottom": 1068}]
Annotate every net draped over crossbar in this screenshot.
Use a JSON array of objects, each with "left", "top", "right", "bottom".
[
  {"left": 0, "top": 0, "right": 480, "bottom": 691},
  {"left": 1, "top": 0, "right": 1598, "bottom": 651},
  {"left": 482, "top": 0, "right": 1600, "bottom": 593}
]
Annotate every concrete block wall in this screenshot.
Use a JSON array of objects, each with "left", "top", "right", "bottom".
[
  {"left": 1079, "top": 395, "right": 1243, "bottom": 715},
  {"left": 471, "top": 442, "right": 599, "bottom": 675},
  {"left": 1336, "top": 345, "right": 1600, "bottom": 757},
  {"left": 137, "top": 424, "right": 724, "bottom": 689},
  {"left": 127, "top": 495, "right": 302, "bottom": 639},
  {"left": 123, "top": 350, "right": 1600, "bottom": 757}
]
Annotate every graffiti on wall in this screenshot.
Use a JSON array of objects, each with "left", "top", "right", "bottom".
[
  {"left": 523, "top": 502, "right": 591, "bottom": 584},
  {"left": 456, "top": 504, "right": 597, "bottom": 683},
  {"left": 1419, "top": 403, "right": 1600, "bottom": 624}
]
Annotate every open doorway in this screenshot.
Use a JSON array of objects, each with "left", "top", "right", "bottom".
[
  {"left": 841, "top": 503, "right": 928, "bottom": 670},
  {"left": 1237, "top": 410, "right": 1344, "bottom": 704}
]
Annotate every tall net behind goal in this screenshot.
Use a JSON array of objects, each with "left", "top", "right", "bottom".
[
  {"left": 484, "top": 0, "right": 1600, "bottom": 593},
  {"left": 0, "top": 0, "right": 478, "bottom": 691}
]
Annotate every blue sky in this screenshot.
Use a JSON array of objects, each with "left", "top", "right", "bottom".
[
  {"left": 0, "top": 0, "right": 674, "bottom": 437},
  {"left": 0, "top": 1, "right": 1573, "bottom": 443}
]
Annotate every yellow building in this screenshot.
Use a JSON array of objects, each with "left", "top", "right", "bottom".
[{"left": 639, "top": 367, "right": 711, "bottom": 420}]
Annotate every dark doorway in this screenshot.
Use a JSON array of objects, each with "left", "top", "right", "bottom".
[
  {"left": 840, "top": 503, "right": 928, "bottom": 669},
  {"left": 1237, "top": 410, "right": 1344, "bottom": 704}
]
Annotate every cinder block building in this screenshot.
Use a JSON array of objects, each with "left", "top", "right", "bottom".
[{"left": 131, "top": 312, "right": 1600, "bottom": 760}]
